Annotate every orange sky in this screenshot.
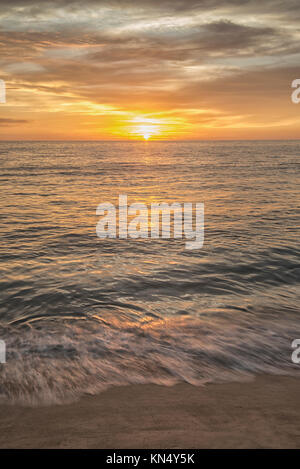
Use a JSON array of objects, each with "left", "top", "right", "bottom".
[{"left": 0, "top": 0, "right": 300, "bottom": 140}]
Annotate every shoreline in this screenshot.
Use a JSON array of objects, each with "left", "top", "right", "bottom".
[{"left": 0, "top": 375, "right": 299, "bottom": 448}]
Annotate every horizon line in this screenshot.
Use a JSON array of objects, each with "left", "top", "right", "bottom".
[{"left": 1, "top": 138, "right": 300, "bottom": 143}]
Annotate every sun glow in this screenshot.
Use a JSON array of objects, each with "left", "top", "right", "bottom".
[
  {"left": 106, "top": 113, "right": 191, "bottom": 140},
  {"left": 130, "top": 117, "right": 163, "bottom": 140},
  {"left": 137, "top": 125, "right": 156, "bottom": 140}
]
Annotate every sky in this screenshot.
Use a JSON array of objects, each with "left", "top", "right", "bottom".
[{"left": 0, "top": 0, "right": 300, "bottom": 140}]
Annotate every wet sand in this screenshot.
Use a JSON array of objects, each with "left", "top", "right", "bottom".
[{"left": 0, "top": 375, "right": 299, "bottom": 448}]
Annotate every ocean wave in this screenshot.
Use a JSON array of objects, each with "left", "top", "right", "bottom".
[{"left": 0, "top": 313, "right": 299, "bottom": 406}]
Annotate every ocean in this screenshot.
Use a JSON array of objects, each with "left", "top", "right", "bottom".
[{"left": 0, "top": 140, "right": 299, "bottom": 405}]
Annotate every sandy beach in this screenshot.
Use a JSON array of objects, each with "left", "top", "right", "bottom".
[{"left": 0, "top": 375, "right": 299, "bottom": 449}]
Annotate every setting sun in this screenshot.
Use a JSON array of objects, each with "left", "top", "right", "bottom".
[
  {"left": 107, "top": 115, "right": 189, "bottom": 141},
  {"left": 137, "top": 125, "right": 155, "bottom": 140},
  {"left": 131, "top": 117, "right": 162, "bottom": 140}
]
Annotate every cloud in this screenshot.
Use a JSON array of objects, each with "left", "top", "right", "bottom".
[
  {"left": 3, "top": 62, "right": 45, "bottom": 74},
  {"left": 0, "top": 118, "right": 30, "bottom": 125},
  {"left": 0, "top": 0, "right": 300, "bottom": 139}
]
